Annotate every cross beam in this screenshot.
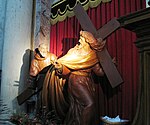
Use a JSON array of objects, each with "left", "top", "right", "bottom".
[
  {"left": 17, "top": 3, "right": 124, "bottom": 105},
  {"left": 73, "top": 3, "right": 123, "bottom": 88}
]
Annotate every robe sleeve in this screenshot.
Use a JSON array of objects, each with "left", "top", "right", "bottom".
[
  {"left": 29, "top": 59, "right": 39, "bottom": 76},
  {"left": 92, "top": 63, "right": 104, "bottom": 76}
]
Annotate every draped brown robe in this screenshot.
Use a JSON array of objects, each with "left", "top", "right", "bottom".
[{"left": 42, "top": 45, "right": 103, "bottom": 124}]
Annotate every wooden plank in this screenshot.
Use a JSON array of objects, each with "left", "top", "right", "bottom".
[
  {"left": 17, "top": 88, "right": 37, "bottom": 105},
  {"left": 97, "top": 48, "right": 123, "bottom": 88},
  {"left": 73, "top": 3, "right": 97, "bottom": 35},
  {"left": 73, "top": 3, "right": 123, "bottom": 87},
  {"left": 17, "top": 76, "right": 45, "bottom": 105},
  {"left": 17, "top": 65, "right": 54, "bottom": 105},
  {"left": 96, "top": 18, "right": 123, "bottom": 87},
  {"left": 95, "top": 18, "right": 120, "bottom": 39}
]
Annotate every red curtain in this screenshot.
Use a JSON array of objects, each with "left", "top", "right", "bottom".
[{"left": 50, "top": 0, "right": 146, "bottom": 123}]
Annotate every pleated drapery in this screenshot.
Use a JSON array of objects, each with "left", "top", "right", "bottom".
[
  {"left": 49, "top": 0, "right": 146, "bottom": 123},
  {"left": 50, "top": 0, "right": 111, "bottom": 25}
]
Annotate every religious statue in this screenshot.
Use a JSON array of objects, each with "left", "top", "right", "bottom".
[
  {"left": 42, "top": 30, "right": 106, "bottom": 125},
  {"left": 27, "top": 43, "right": 57, "bottom": 116},
  {"left": 28, "top": 43, "right": 57, "bottom": 89}
]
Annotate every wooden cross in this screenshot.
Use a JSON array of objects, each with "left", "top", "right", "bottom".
[
  {"left": 73, "top": 3, "right": 123, "bottom": 88},
  {"left": 17, "top": 3, "right": 124, "bottom": 105}
]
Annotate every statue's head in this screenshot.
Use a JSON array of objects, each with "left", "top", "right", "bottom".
[
  {"left": 80, "top": 30, "right": 97, "bottom": 46},
  {"left": 38, "top": 43, "right": 48, "bottom": 57},
  {"left": 80, "top": 30, "right": 105, "bottom": 51}
]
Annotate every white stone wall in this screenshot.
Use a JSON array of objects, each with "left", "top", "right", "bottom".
[
  {"left": 0, "top": 0, "right": 33, "bottom": 119},
  {"left": 0, "top": 0, "right": 7, "bottom": 70}
]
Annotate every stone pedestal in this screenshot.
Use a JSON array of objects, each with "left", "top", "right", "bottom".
[{"left": 118, "top": 7, "right": 150, "bottom": 125}]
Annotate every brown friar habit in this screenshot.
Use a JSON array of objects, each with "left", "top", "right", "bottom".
[{"left": 42, "top": 31, "right": 104, "bottom": 125}]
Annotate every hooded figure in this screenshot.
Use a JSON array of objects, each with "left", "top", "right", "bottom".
[
  {"left": 29, "top": 43, "right": 57, "bottom": 77},
  {"left": 28, "top": 43, "right": 57, "bottom": 89},
  {"left": 28, "top": 43, "right": 57, "bottom": 116},
  {"left": 42, "top": 31, "right": 105, "bottom": 125}
]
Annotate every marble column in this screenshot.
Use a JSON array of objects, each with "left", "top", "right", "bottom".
[{"left": 34, "top": 0, "right": 51, "bottom": 49}]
